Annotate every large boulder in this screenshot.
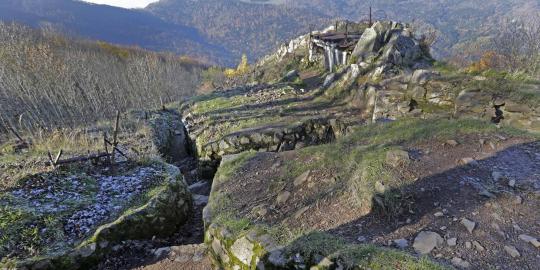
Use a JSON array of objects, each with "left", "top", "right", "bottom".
[
  {"left": 353, "top": 21, "right": 430, "bottom": 69},
  {"left": 352, "top": 27, "right": 380, "bottom": 60},
  {"left": 132, "top": 110, "right": 191, "bottom": 162}
]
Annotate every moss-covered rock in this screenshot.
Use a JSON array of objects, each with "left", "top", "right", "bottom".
[{"left": 5, "top": 163, "right": 192, "bottom": 270}]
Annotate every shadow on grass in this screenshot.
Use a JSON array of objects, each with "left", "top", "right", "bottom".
[{"left": 278, "top": 141, "right": 539, "bottom": 269}]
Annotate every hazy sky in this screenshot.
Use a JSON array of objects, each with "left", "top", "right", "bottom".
[{"left": 83, "top": 0, "right": 159, "bottom": 9}]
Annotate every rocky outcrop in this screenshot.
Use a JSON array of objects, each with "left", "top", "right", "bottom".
[
  {"left": 131, "top": 110, "right": 191, "bottom": 162},
  {"left": 352, "top": 21, "right": 431, "bottom": 70}
]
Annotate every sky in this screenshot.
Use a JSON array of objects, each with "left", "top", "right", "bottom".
[{"left": 83, "top": 0, "right": 159, "bottom": 9}]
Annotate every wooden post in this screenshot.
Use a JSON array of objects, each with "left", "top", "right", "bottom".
[
  {"left": 103, "top": 132, "right": 109, "bottom": 158},
  {"left": 54, "top": 150, "right": 63, "bottom": 165},
  {"left": 47, "top": 151, "right": 55, "bottom": 168},
  {"left": 111, "top": 110, "right": 120, "bottom": 165},
  {"left": 369, "top": 6, "right": 373, "bottom": 26}
]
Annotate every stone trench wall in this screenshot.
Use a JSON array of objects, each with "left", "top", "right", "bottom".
[
  {"left": 203, "top": 208, "right": 327, "bottom": 270},
  {"left": 349, "top": 69, "right": 540, "bottom": 133},
  {"left": 198, "top": 117, "right": 358, "bottom": 163}
]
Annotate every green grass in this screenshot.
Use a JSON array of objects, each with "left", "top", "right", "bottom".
[
  {"left": 286, "top": 232, "right": 449, "bottom": 269},
  {"left": 214, "top": 151, "right": 257, "bottom": 184},
  {"left": 192, "top": 95, "right": 256, "bottom": 114}
]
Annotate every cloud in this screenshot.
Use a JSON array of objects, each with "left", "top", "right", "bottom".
[{"left": 82, "top": 0, "right": 159, "bottom": 9}]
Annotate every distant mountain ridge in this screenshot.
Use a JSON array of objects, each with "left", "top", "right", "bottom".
[
  {"left": 0, "top": 0, "right": 230, "bottom": 63},
  {"left": 0, "top": 0, "right": 538, "bottom": 65}
]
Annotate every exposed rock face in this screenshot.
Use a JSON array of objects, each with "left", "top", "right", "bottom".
[
  {"left": 352, "top": 21, "right": 430, "bottom": 69},
  {"left": 198, "top": 117, "right": 352, "bottom": 161}
]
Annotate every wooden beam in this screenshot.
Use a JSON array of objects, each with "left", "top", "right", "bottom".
[
  {"left": 54, "top": 149, "right": 63, "bottom": 165},
  {"left": 45, "top": 152, "right": 111, "bottom": 166}
]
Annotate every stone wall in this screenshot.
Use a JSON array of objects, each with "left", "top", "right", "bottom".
[{"left": 198, "top": 118, "right": 357, "bottom": 162}]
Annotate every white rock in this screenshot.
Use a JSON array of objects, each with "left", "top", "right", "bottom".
[
  {"left": 231, "top": 237, "right": 255, "bottom": 265},
  {"left": 447, "top": 237, "right": 457, "bottom": 247}
]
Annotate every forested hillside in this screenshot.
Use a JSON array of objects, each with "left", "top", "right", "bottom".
[
  {"left": 1, "top": 1, "right": 537, "bottom": 66},
  {"left": 0, "top": 22, "right": 206, "bottom": 136},
  {"left": 0, "top": 0, "right": 230, "bottom": 63},
  {"left": 147, "top": 0, "right": 540, "bottom": 64}
]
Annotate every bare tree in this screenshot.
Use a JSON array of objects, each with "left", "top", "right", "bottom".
[
  {"left": 491, "top": 13, "right": 540, "bottom": 76},
  {"left": 0, "top": 22, "right": 206, "bottom": 136}
]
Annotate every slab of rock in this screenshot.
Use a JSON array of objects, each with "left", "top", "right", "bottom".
[
  {"left": 451, "top": 257, "right": 471, "bottom": 268},
  {"left": 447, "top": 237, "right": 457, "bottom": 247},
  {"left": 231, "top": 237, "right": 255, "bottom": 265},
  {"left": 294, "top": 171, "right": 311, "bottom": 186},
  {"left": 276, "top": 191, "right": 291, "bottom": 204},
  {"left": 461, "top": 218, "right": 476, "bottom": 234},
  {"left": 413, "top": 231, "right": 444, "bottom": 254},
  {"left": 519, "top": 234, "right": 540, "bottom": 248},
  {"left": 386, "top": 149, "right": 410, "bottom": 167},
  {"left": 504, "top": 245, "right": 520, "bottom": 258}
]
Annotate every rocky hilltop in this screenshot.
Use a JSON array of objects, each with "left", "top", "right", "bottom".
[{"left": 2, "top": 20, "right": 539, "bottom": 270}]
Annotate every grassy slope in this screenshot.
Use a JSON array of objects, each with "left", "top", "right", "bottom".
[{"left": 208, "top": 117, "right": 538, "bottom": 268}]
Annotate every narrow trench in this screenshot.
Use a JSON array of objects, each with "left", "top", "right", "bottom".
[
  {"left": 98, "top": 130, "right": 213, "bottom": 270},
  {"left": 98, "top": 119, "right": 340, "bottom": 269}
]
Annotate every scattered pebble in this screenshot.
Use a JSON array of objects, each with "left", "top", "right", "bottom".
[
  {"left": 357, "top": 236, "right": 367, "bottom": 242},
  {"left": 451, "top": 257, "right": 471, "bottom": 268},
  {"left": 393, "top": 239, "right": 408, "bottom": 249},
  {"left": 504, "top": 245, "right": 520, "bottom": 258},
  {"left": 473, "top": 241, "right": 485, "bottom": 252},
  {"left": 446, "top": 140, "right": 459, "bottom": 147},
  {"left": 519, "top": 234, "right": 540, "bottom": 248},
  {"left": 461, "top": 218, "right": 476, "bottom": 234}
]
